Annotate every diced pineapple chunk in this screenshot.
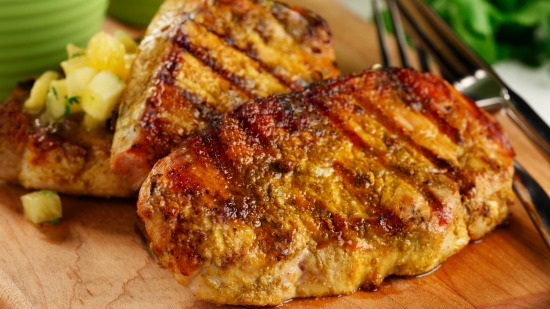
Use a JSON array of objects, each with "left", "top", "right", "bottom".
[
  {"left": 66, "top": 66, "right": 97, "bottom": 98},
  {"left": 66, "top": 43, "right": 86, "bottom": 58},
  {"left": 24, "top": 31, "right": 136, "bottom": 126},
  {"left": 81, "top": 71, "right": 125, "bottom": 121},
  {"left": 86, "top": 32, "right": 127, "bottom": 79},
  {"left": 114, "top": 29, "right": 138, "bottom": 53},
  {"left": 45, "top": 79, "right": 69, "bottom": 119},
  {"left": 23, "top": 71, "right": 61, "bottom": 114},
  {"left": 61, "top": 56, "right": 88, "bottom": 75},
  {"left": 20, "top": 191, "right": 62, "bottom": 224}
]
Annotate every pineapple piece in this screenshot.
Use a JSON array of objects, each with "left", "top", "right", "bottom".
[
  {"left": 66, "top": 43, "right": 86, "bottom": 58},
  {"left": 66, "top": 66, "right": 97, "bottom": 98},
  {"left": 20, "top": 191, "right": 62, "bottom": 224},
  {"left": 65, "top": 67, "right": 96, "bottom": 116},
  {"left": 45, "top": 79, "right": 69, "bottom": 119},
  {"left": 23, "top": 71, "right": 61, "bottom": 114},
  {"left": 86, "top": 32, "right": 127, "bottom": 79},
  {"left": 114, "top": 29, "right": 138, "bottom": 53},
  {"left": 61, "top": 56, "right": 88, "bottom": 75},
  {"left": 81, "top": 70, "right": 125, "bottom": 121}
]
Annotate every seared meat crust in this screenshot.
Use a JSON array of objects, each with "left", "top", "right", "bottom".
[
  {"left": 111, "top": 0, "right": 339, "bottom": 189},
  {"left": 0, "top": 82, "right": 135, "bottom": 197},
  {"left": 138, "top": 68, "right": 515, "bottom": 305}
]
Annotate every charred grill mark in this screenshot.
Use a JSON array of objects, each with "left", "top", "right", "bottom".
[
  {"left": 303, "top": 83, "right": 449, "bottom": 223},
  {"left": 353, "top": 91, "right": 460, "bottom": 177},
  {"left": 233, "top": 96, "right": 288, "bottom": 148},
  {"left": 224, "top": 33, "right": 300, "bottom": 91},
  {"left": 195, "top": 122, "right": 266, "bottom": 223},
  {"left": 304, "top": 91, "right": 372, "bottom": 152},
  {"left": 141, "top": 85, "right": 185, "bottom": 166},
  {"left": 178, "top": 88, "right": 224, "bottom": 124},
  {"left": 332, "top": 162, "right": 375, "bottom": 191},
  {"left": 183, "top": 1, "right": 302, "bottom": 90},
  {"left": 376, "top": 209, "right": 406, "bottom": 235},
  {"left": 332, "top": 162, "right": 408, "bottom": 234},
  {"left": 140, "top": 47, "right": 232, "bottom": 166},
  {"left": 200, "top": 125, "right": 235, "bottom": 180},
  {"left": 271, "top": 2, "right": 332, "bottom": 44},
  {"left": 157, "top": 48, "right": 181, "bottom": 86},
  {"left": 466, "top": 104, "right": 515, "bottom": 157},
  {"left": 173, "top": 22, "right": 258, "bottom": 99},
  {"left": 391, "top": 69, "right": 463, "bottom": 144},
  {"left": 206, "top": 21, "right": 301, "bottom": 90},
  {"left": 296, "top": 190, "right": 405, "bottom": 250},
  {"left": 355, "top": 106, "right": 449, "bottom": 222}
]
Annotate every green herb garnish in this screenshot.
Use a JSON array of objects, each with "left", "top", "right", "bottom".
[{"left": 64, "top": 96, "right": 80, "bottom": 116}]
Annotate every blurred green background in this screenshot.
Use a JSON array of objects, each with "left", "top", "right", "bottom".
[{"left": 426, "top": 0, "right": 550, "bottom": 67}]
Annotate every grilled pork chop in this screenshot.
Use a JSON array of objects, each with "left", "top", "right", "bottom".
[
  {"left": 138, "top": 68, "right": 515, "bottom": 306},
  {"left": 111, "top": 0, "right": 340, "bottom": 190},
  {"left": 0, "top": 82, "right": 135, "bottom": 197}
]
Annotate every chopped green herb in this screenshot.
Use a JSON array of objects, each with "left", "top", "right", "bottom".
[
  {"left": 52, "top": 86, "right": 58, "bottom": 99},
  {"left": 67, "top": 96, "right": 80, "bottom": 105},
  {"left": 64, "top": 96, "right": 80, "bottom": 116}
]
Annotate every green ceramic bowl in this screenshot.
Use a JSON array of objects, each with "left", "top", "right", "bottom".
[
  {"left": 0, "top": 0, "right": 108, "bottom": 100},
  {"left": 108, "top": 0, "right": 164, "bottom": 27}
]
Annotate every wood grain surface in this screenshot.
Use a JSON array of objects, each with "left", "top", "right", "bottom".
[{"left": 1, "top": 0, "right": 550, "bottom": 308}]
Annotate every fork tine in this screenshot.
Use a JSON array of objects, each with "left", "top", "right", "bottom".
[
  {"left": 416, "top": 44, "right": 430, "bottom": 72},
  {"left": 372, "top": 0, "right": 423, "bottom": 71},
  {"left": 372, "top": 0, "right": 391, "bottom": 67},
  {"left": 371, "top": 0, "right": 469, "bottom": 81},
  {"left": 386, "top": 0, "right": 410, "bottom": 68},
  {"left": 395, "top": 0, "right": 478, "bottom": 82}
]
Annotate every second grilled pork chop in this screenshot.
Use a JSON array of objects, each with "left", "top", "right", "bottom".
[
  {"left": 0, "top": 82, "right": 134, "bottom": 197},
  {"left": 138, "top": 68, "right": 515, "bottom": 306},
  {"left": 111, "top": 0, "right": 340, "bottom": 190}
]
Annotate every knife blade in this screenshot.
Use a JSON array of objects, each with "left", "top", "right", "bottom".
[{"left": 513, "top": 161, "right": 550, "bottom": 250}]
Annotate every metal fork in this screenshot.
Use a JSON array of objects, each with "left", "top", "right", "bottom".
[
  {"left": 372, "top": 0, "right": 550, "bottom": 249},
  {"left": 375, "top": 0, "right": 550, "bottom": 160}
]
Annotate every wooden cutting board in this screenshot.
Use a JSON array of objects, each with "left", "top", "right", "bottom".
[{"left": 1, "top": 1, "right": 549, "bottom": 308}]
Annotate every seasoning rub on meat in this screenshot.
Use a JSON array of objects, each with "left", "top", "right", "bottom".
[
  {"left": 138, "top": 68, "right": 515, "bottom": 306},
  {"left": 111, "top": 0, "right": 340, "bottom": 190}
]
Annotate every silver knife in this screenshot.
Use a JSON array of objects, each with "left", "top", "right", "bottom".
[{"left": 513, "top": 161, "right": 550, "bottom": 250}]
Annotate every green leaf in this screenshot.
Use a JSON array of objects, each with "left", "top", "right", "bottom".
[{"left": 427, "top": 0, "right": 550, "bottom": 66}]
